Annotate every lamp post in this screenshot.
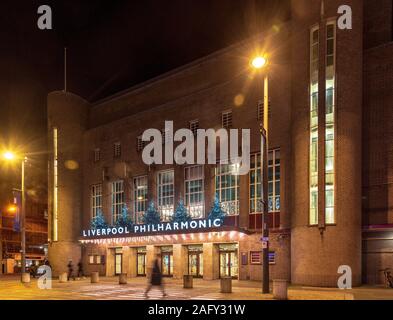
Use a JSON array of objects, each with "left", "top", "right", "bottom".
[
  {"left": 2, "top": 152, "right": 27, "bottom": 277},
  {"left": 251, "top": 56, "right": 270, "bottom": 294}
]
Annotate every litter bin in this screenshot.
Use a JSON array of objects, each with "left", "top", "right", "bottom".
[
  {"left": 119, "top": 273, "right": 128, "bottom": 285},
  {"left": 59, "top": 272, "right": 68, "bottom": 283},
  {"left": 21, "top": 273, "right": 30, "bottom": 283},
  {"left": 273, "top": 279, "right": 288, "bottom": 300},
  {"left": 220, "top": 277, "right": 232, "bottom": 293},
  {"left": 91, "top": 272, "right": 99, "bottom": 284},
  {"left": 183, "top": 275, "right": 193, "bottom": 289}
]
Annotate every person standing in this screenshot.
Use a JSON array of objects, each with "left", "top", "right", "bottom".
[
  {"left": 77, "top": 260, "right": 84, "bottom": 278},
  {"left": 67, "top": 260, "right": 75, "bottom": 281},
  {"left": 145, "top": 254, "right": 167, "bottom": 298}
]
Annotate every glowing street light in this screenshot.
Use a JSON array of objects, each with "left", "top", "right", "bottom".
[
  {"left": 1, "top": 149, "right": 27, "bottom": 279},
  {"left": 251, "top": 54, "right": 270, "bottom": 294},
  {"left": 251, "top": 56, "right": 268, "bottom": 69},
  {"left": 3, "top": 151, "right": 15, "bottom": 161},
  {"left": 7, "top": 204, "right": 18, "bottom": 214}
]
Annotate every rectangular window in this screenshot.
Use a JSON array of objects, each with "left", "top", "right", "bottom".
[
  {"left": 222, "top": 110, "right": 233, "bottom": 129},
  {"left": 94, "top": 148, "right": 101, "bottom": 162},
  {"left": 89, "top": 255, "right": 95, "bottom": 264},
  {"left": 250, "top": 251, "right": 262, "bottom": 265},
  {"left": 268, "top": 251, "right": 276, "bottom": 265},
  {"left": 325, "top": 22, "right": 336, "bottom": 224},
  {"left": 257, "top": 99, "right": 272, "bottom": 122},
  {"left": 215, "top": 164, "right": 239, "bottom": 215},
  {"left": 111, "top": 180, "right": 124, "bottom": 223},
  {"left": 189, "top": 120, "right": 199, "bottom": 136},
  {"left": 158, "top": 170, "right": 174, "bottom": 221},
  {"left": 137, "top": 136, "right": 146, "bottom": 152},
  {"left": 91, "top": 184, "right": 102, "bottom": 219},
  {"left": 249, "top": 150, "right": 280, "bottom": 214},
  {"left": 134, "top": 176, "right": 148, "bottom": 223},
  {"left": 96, "top": 255, "right": 102, "bottom": 264},
  {"left": 185, "top": 166, "right": 204, "bottom": 219},
  {"left": 309, "top": 26, "right": 319, "bottom": 226},
  {"left": 114, "top": 142, "right": 121, "bottom": 158}
]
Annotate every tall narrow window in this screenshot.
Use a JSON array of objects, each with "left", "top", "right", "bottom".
[
  {"left": 111, "top": 180, "right": 124, "bottom": 223},
  {"left": 309, "top": 26, "right": 319, "bottom": 225},
  {"left": 53, "top": 127, "right": 58, "bottom": 242},
  {"left": 134, "top": 176, "right": 148, "bottom": 223},
  {"left": 325, "top": 22, "right": 336, "bottom": 224},
  {"left": 215, "top": 164, "right": 239, "bottom": 215},
  {"left": 91, "top": 184, "right": 102, "bottom": 218},
  {"left": 114, "top": 142, "right": 121, "bottom": 158},
  {"left": 158, "top": 170, "right": 174, "bottom": 221},
  {"left": 93, "top": 148, "right": 100, "bottom": 162},
  {"left": 222, "top": 110, "right": 233, "bottom": 129},
  {"left": 185, "top": 165, "right": 204, "bottom": 219},
  {"left": 249, "top": 151, "right": 280, "bottom": 214},
  {"left": 189, "top": 120, "right": 199, "bottom": 136}
]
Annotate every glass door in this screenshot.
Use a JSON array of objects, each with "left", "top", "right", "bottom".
[
  {"left": 219, "top": 251, "right": 238, "bottom": 279},
  {"left": 137, "top": 253, "right": 146, "bottom": 276},
  {"left": 115, "top": 253, "right": 122, "bottom": 275},
  {"left": 161, "top": 253, "right": 173, "bottom": 277},
  {"left": 188, "top": 252, "right": 203, "bottom": 278}
]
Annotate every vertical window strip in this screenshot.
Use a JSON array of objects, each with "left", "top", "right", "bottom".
[
  {"left": 91, "top": 184, "right": 102, "bottom": 218},
  {"left": 215, "top": 164, "right": 239, "bottom": 216},
  {"left": 310, "top": 27, "right": 319, "bottom": 225},
  {"left": 111, "top": 181, "right": 124, "bottom": 223},
  {"left": 325, "top": 22, "right": 336, "bottom": 224},
  {"left": 249, "top": 151, "right": 281, "bottom": 214},
  {"left": 53, "top": 127, "right": 58, "bottom": 242},
  {"left": 185, "top": 165, "right": 204, "bottom": 219},
  {"left": 158, "top": 170, "right": 174, "bottom": 221},
  {"left": 134, "top": 176, "right": 148, "bottom": 223}
]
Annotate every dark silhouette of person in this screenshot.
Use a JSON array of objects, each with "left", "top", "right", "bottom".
[
  {"left": 145, "top": 255, "right": 167, "bottom": 298},
  {"left": 77, "top": 260, "right": 84, "bottom": 278},
  {"left": 67, "top": 260, "right": 75, "bottom": 281}
]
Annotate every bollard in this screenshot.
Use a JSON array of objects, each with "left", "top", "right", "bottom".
[
  {"left": 91, "top": 272, "right": 99, "bottom": 284},
  {"left": 183, "top": 275, "right": 193, "bottom": 289},
  {"left": 21, "top": 273, "right": 31, "bottom": 283},
  {"left": 59, "top": 273, "right": 68, "bottom": 283},
  {"left": 273, "top": 279, "right": 288, "bottom": 300},
  {"left": 119, "top": 273, "right": 128, "bottom": 285},
  {"left": 220, "top": 277, "right": 232, "bottom": 293}
]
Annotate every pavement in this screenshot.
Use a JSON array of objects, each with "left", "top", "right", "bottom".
[{"left": 0, "top": 275, "right": 392, "bottom": 300}]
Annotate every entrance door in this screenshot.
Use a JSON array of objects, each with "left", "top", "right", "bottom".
[
  {"left": 161, "top": 253, "right": 173, "bottom": 277},
  {"left": 188, "top": 252, "right": 203, "bottom": 278},
  {"left": 137, "top": 253, "right": 146, "bottom": 276},
  {"left": 115, "top": 253, "right": 122, "bottom": 275},
  {"left": 219, "top": 251, "right": 238, "bottom": 279}
]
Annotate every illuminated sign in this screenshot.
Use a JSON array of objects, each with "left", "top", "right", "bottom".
[{"left": 82, "top": 218, "right": 223, "bottom": 238}]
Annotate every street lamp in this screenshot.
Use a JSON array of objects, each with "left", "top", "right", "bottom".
[
  {"left": 2, "top": 151, "right": 27, "bottom": 278},
  {"left": 251, "top": 55, "right": 270, "bottom": 294}
]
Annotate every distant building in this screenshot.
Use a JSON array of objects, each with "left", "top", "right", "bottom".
[
  {"left": 1, "top": 199, "right": 48, "bottom": 274},
  {"left": 47, "top": 0, "right": 393, "bottom": 286}
]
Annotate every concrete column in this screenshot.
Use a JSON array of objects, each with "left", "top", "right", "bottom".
[
  {"left": 148, "top": 169, "right": 157, "bottom": 206},
  {"left": 204, "top": 165, "right": 215, "bottom": 217},
  {"left": 122, "top": 247, "right": 130, "bottom": 276},
  {"left": 239, "top": 174, "right": 249, "bottom": 229},
  {"left": 128, "top": 248, "right": 137, "bottom": 278},
  {"left": 174, "top": 165, "right": 184, "bottom": 204},
  {"left": 203, "top": 243, "right": 219, "bottom": 280},
  {"left": 106, "top": 248, "right": 115, "bottom": 277},
  {"left": 173, "top": 244, "right": 187, "bottom": 279},
  {"left": 146, "top": 245, "right": 160, "bottom": 278}
]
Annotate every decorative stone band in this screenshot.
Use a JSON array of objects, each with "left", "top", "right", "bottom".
[{"left": 81, "top": 218, "right": 225, "bottom": 240}]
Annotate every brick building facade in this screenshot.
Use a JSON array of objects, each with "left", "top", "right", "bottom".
[{"left": 47, "top": 0, "right": 393, "bottom": 286}]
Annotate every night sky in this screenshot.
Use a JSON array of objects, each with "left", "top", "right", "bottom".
[{"left": 0, "top": 0, "right": 289, "bottom": 203}]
